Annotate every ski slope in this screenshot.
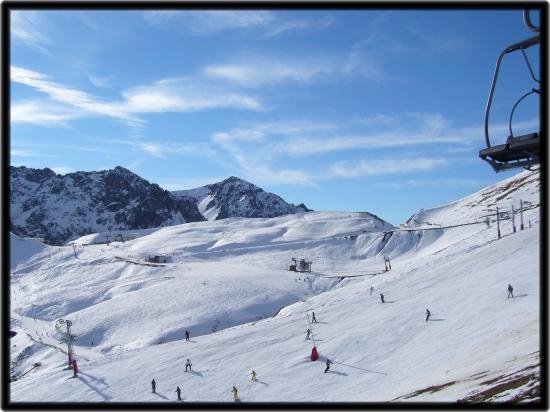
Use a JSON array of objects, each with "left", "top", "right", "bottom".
[{"left": 8, "top": 169, "right": 541, "bottom": 404}]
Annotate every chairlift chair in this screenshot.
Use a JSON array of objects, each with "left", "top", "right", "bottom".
[{"left": 479, "top": 10, "right": 541, "bottom": 172}]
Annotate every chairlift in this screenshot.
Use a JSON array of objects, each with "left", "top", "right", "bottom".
[{"left": 479, "top": 9, "right": 541, "bottom": 172}]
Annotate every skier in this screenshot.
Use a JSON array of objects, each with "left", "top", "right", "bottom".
[
  {"left": 324, "top": 358, "right": 333, "bottom": 373},
  {"left": 380, "top": 293, "right": 385, "bottom": 303},
  {"left": 306, "top": 328, "right": 311, "bottom": 340},
  {"left": 425, "top": 309, "right": 431, "bottom": 322},
  {"left": 185, "top": 330, "right": 190, "bottom": 341},
  {"left": 507, "top": 284, "right": 514, "bottom": 298},
  {"left": 312, "top": 312, "right": 317, "bottom": 323},
  {"left": 384, "top": 256, "right": 391, "bottom": 271},
  {"left": 232, "top": 385, "right": 240, "bottom": 402},
  {"left": 175, "top": 386, "right": 182, "bottom": 401},
  {"left": 151, "top": 379, "right": 156, "bottom": 393},
  {"left": 185, "top": 358, "right": 192, "bottom": 372},
  {"left": 370, "top": 286, "right": 374, "bottom": 296},
  {"left": 250, "top": 370, "right": 257, "bottom": 381}
]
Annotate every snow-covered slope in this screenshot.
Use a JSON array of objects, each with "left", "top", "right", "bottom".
[
  {"left": 173, "top": 176, "right": 311, "bottom": 221},
  {"left": 8, "top": 169, "right": 541, "bottom": 404}
]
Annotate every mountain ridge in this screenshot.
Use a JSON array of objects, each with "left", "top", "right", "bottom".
[
  {"left": 172, "top": 175, "right": 312, "bottom": 221},
  {"left": 9, "top": 166, "right": 205, "bottom": 245},
  {"left": 9, "top": 167, "right": 313, "bottom": 245}
]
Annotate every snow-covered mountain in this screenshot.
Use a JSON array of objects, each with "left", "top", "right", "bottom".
[
  {"left": 8, "top": 169, "right": 541, "bottom": 404},
  {"left": 9, "top": 166, "right": 205, "bottom": 245},
  {"left": 173, "top": 176, "right": 311, "bottom": 221}
]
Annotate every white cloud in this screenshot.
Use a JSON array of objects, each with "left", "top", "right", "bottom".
[
  {"left": 250, "top": 167, "right": 315, "bottom": 186},
  {"left": 381, "top": 178, "right": 484, "bottom": 189},
  {"left": 143, "top": 11, "right": 274, "bottom": 34},
  {"left": 136, "top": 142, "right": 165, "bottom": 159},
  {"left": 121, "top": 81, "right": 262, "bottom": 113},
  {"left": 11, "top": 11, "right": 53, "bottom": 52},
  {"left": 202, "top": 56, "right": 338, "bottom": 87},
  {"left": 130, "top": 139, "right": 217, "bottom": 159},
  {"left": 280, "top": 112, "right": 486, "bottom": 157},
  {"left": 11, "top": 66, "right": 139, "bottom": 125},
  {"left": 11, "top": 100, "right": 73, "bottom": 126},
  {"left": 212, "top": 129, "right": 264, "bottom": 144},
  {"left": 209, "top": 115, "right": 467, "bottom": 186},
  {"left": 330, "top": 157, "right": 448, "bottom": 178},
  {"left": 11, "top": 149, "right": 42, "bottom": 157},
  {"left": 265, "top": 15, "right": 335, "bottom": 37},
  {"left": 89, "top": 75, "right": 115, "bottom": 88},
  {"left": 11, "top": 66, "right": 263, "bottom": 130},
  {"left": 143, "top": 11, "right": 333, "bottom": 38}
]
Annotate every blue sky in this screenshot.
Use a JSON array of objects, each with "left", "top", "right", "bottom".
[{"left": 9, "top": 7, "right": 541, "bottom": 225}]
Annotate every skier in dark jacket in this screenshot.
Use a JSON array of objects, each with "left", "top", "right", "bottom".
[
  {"left": 380, "top": 293, "right": 385, "bottom": 303},
  {"left": 312, "top": 312, "right": 317, "bottom": 323},
  {"left": 185, "top": 330, "right": 190, "bottom": 341},
  {"left": 175, "top": 386, "right": 182, "bottom": 400},
  {"left": 425, "top": 309, "right": 431, "bottom": 322},
  {"left": 507, "top": 284, "right": 514, "bottom": 298},
  {"left": 232, "top": 385, "right": 240, "bottom": 402},
  {"left": 306, "top": 328, "right": 311, "bottom": 340},
  {"left": 151, "top": 379, "right": 156, "bottom": 393},
  {"left": 324, "top": 359, "right": 333, "bottom": 373}
]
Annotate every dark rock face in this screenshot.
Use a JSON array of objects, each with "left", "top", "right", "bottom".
[
  {"left": 10, "top": 166, "right": 205, "bottom": 245},
  {"left": 174, "top": 176, "right": 312, "bottom": 221}
]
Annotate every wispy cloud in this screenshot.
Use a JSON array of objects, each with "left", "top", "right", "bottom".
[
  {"left": 382, "top": 178, "right": 485, "bottom": 190},
  {"left": 282, "top": 112, "right": 474, "bottom": 157},
  {"left": 201, "top": 55, "right": 340, "bottom": 87},
  {"left": 11, "top": 149, "right": 43, "bottom": 158},
  {"left": 136, "top": 142, "right": 165, "bottom": 159},
  {"left": 11, "top": 66, "right": 263, "bottom": 130},
  {"left": 211, "top": 120, "right": 338, "bottom": 151},
  {"left": 11, "top": 100, "right": 74, "bottom": 126},
  {"left": 143, "top": 10, "right": 334, "bottom": 38},
  {"left": 122, "top": 79, "right": 262, "bottom": 113},
  {"left": 11, "top": 66, "right": 142, "bottom": 127},
  {"left": 143, "top": 11, "right": 274, "bottom": 34},
  {"left": 210, "top": 122, "right": 320, "bottom": 186},
  {"left": 126, "top": 139, "right": 217, "bottom": 159},
  {"left": 341, "top": 15, "right": 466, "bottom": 82},
  {"left": 265, "top": 15, "right": 335, "bottom": 37},
  {"left": 208, "top": 112, "right": 496, "bottom": 185},
  {"left": 89, "top": 74, "right": 115, "bottom": 88},
  {"left": 11, "top": 11, "right": 53, "bottom": 52},
  {"left": 330, "top": 157, "right": 449, "bottom": 178}
]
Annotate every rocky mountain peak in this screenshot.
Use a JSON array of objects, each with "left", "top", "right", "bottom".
[
  {"left": 174, "top": 176, "right": 311, "bottom": 221},
  {"left": 10, "top": 166, "right": 205, "bottom": 245}
]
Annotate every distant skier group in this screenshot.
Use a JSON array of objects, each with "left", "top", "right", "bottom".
[
  {"left": 149, "top": 281, "right": 520, "bottom": 401},
  {"left": 151, "top": 361, "right": 259, "bottom": 401}
]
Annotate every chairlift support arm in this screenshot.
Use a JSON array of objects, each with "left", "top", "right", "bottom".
[
  {"left": 523, "top": 9, "right": 541, "bottom": 33},
  {"left": 484, "top": 35, "right": 539, "bottom": 149}
]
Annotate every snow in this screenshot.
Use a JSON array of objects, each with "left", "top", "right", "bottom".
[{"left": 8, "top": 169, "right": 541, "bottom": 403}]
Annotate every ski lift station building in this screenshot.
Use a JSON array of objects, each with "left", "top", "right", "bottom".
[{"left": 289, "top": 257, "right": 312, "bottom": 272}]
